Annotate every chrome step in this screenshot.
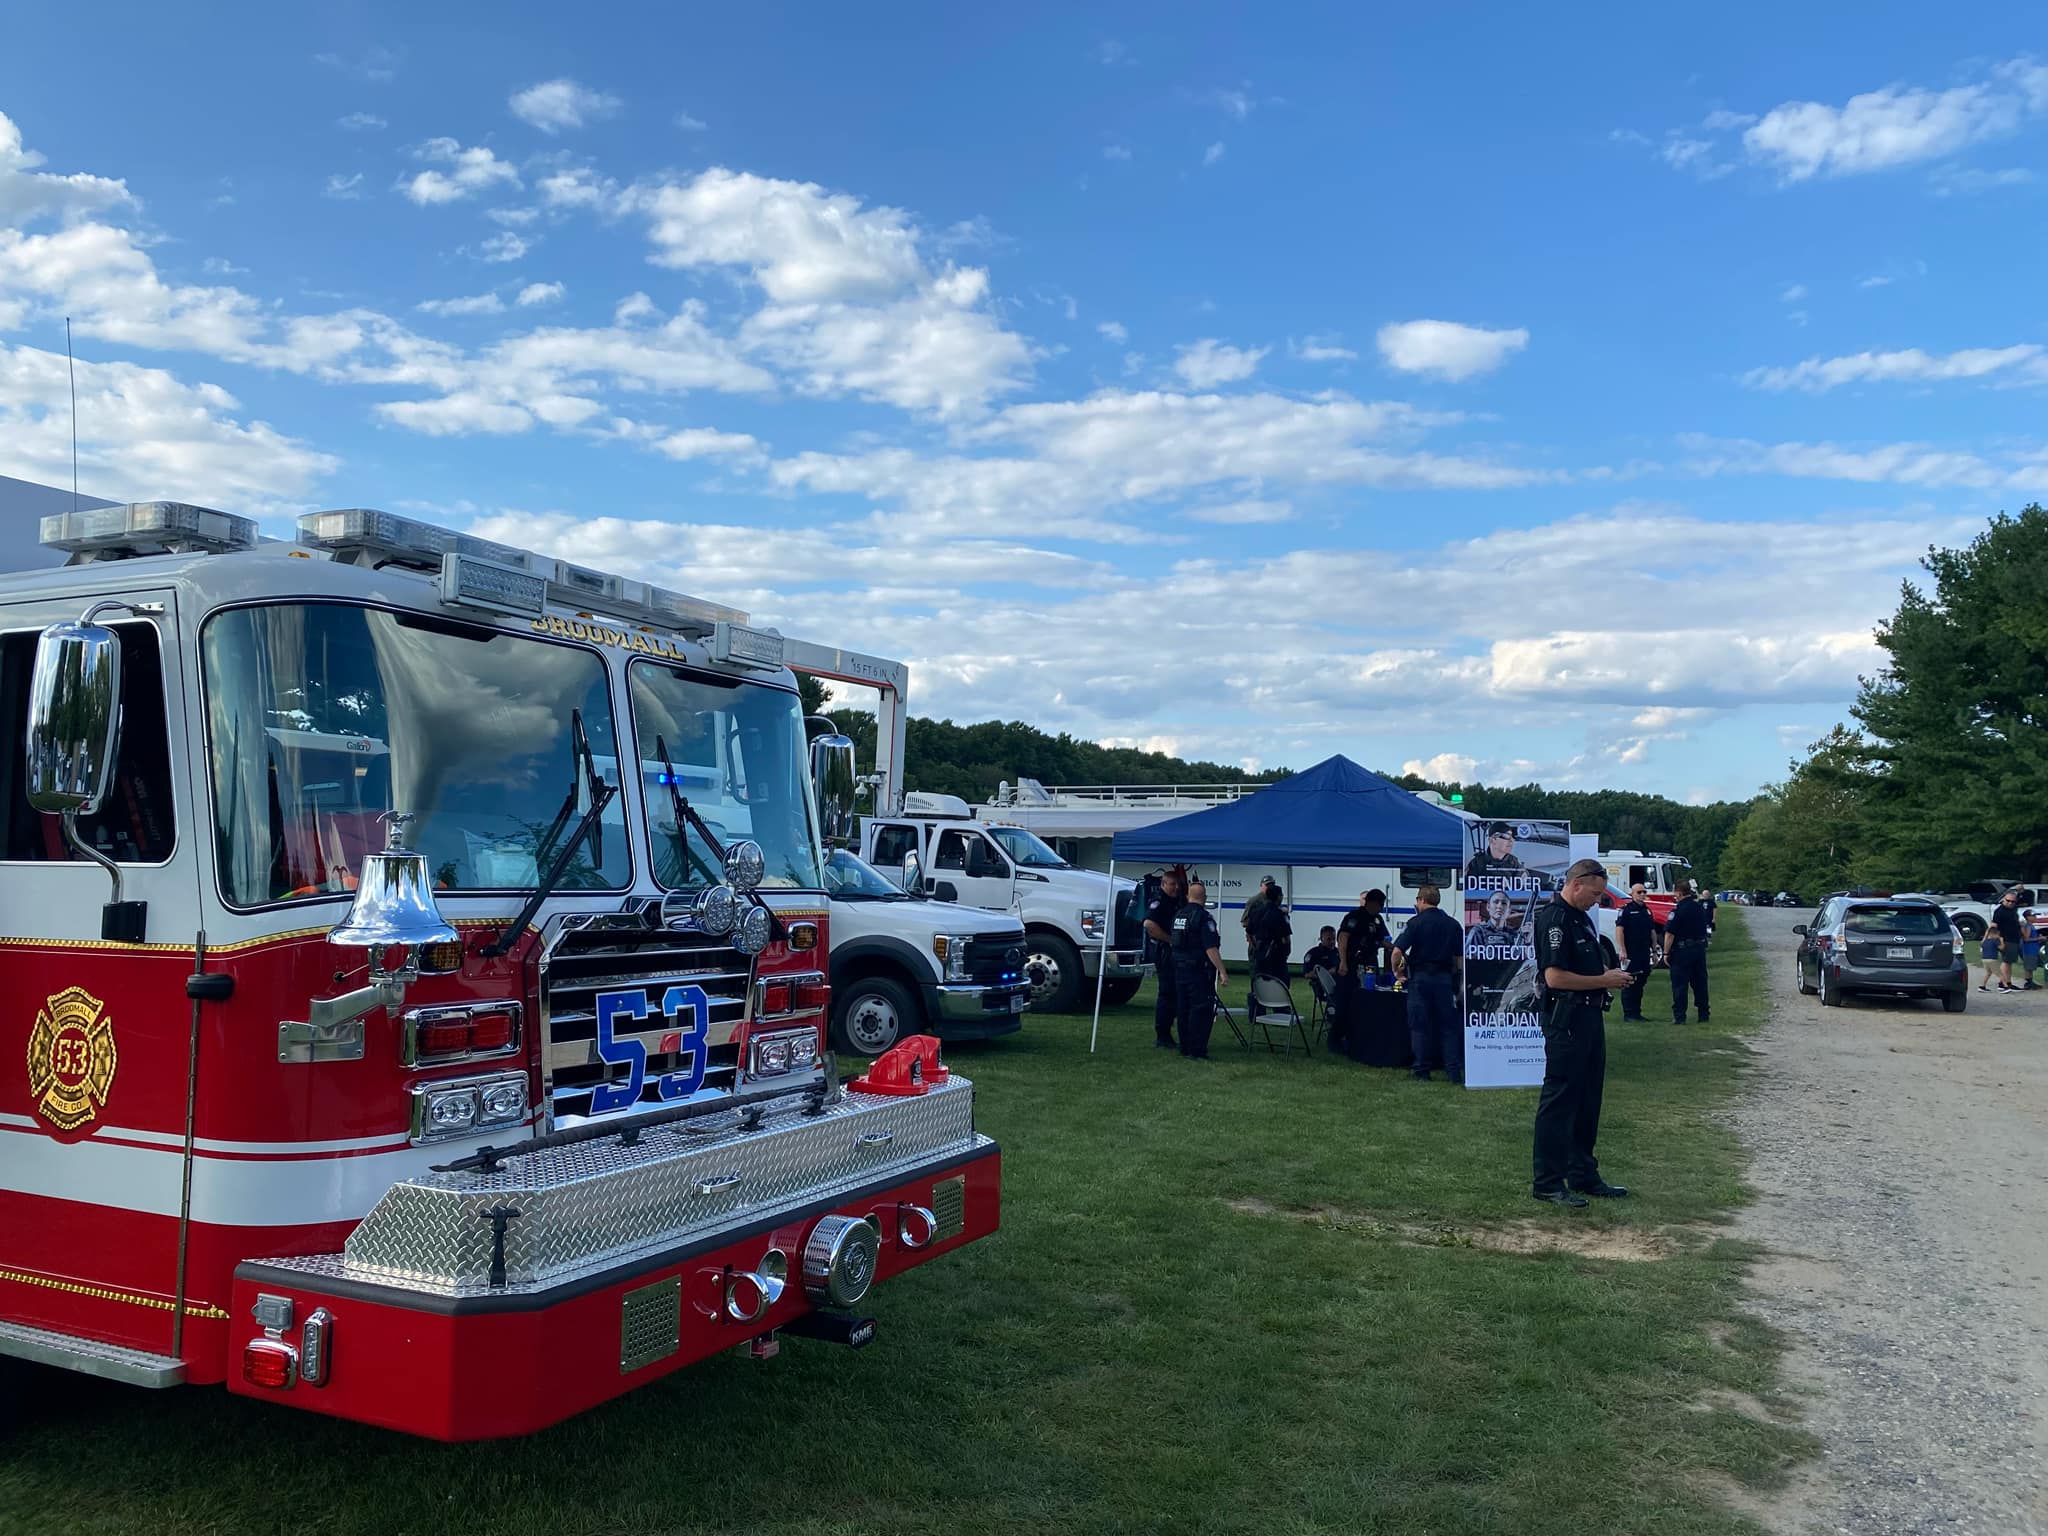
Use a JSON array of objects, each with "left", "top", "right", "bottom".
[{"left": 0, "top": 1319, "right": 187, "bottom": 1387}]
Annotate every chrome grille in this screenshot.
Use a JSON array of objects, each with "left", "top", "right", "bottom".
[
  {"left": 966, "top": 930, "right": 1028, "bottom": 987},
  {"left": 541, "top": 916, "right": 756, "bottom": 1129},
  {"left": 932, "top": 1173, "right": 966, "bottom": 1241}
]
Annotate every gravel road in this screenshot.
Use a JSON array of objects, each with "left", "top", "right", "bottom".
[{"left": 1730, "top": 905, "right": 2048, "bottom": 1535}]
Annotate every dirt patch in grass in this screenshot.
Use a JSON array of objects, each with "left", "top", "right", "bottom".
[{"left": 1227, "top": 1196, "right": 1679, "bottom": 1262}]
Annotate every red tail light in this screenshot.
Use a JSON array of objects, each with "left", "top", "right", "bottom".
[
  {"left": 796, "top": 979, "right": 829, "bottom": 1012},
  {"left": 418, "top": 1019, "right": 470, "bottom": 1056},
  {"left": 467, "top": 1009, "right": 516, "bottom": 1051},
  {"left": 242, "top": 1340, "right": 297, "bottom": 1390},
  {"left": 762, "top": 981, "right": 792, "bottom": 1015}
]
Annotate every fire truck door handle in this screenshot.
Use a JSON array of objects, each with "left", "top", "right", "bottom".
[
  {"left": 857, "top": 1131, "right": 894, "bottom": 1149},
  {"left": 694, "top": 1173, "right": 742, "bottom": 1197}
]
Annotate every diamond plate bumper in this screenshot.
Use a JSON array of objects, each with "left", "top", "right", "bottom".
[{"left": 261, "top": 1076, "right": 980, "bottom": 1297}]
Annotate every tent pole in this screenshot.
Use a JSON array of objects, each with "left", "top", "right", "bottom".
[{"left": 1089, "top": 859, "right": 1115, "bottom": 1053}]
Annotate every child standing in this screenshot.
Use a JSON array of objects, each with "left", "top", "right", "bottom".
[{"left": 1979, "top": 931, "right": 2001, "bottom": 992}]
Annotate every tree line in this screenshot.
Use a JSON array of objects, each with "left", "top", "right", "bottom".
[
  {"left": 1716, "top": 505, "right": 2048, "bottom": 899},
  {"left": 799, "top": 680, "right": 1751, "bottom": 884}
]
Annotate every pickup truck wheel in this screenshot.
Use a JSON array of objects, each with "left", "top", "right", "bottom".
[
  {"left": 1953, "top": 913, "right": 1986, "bottom": 942},
  {"left": 833, "top": 975, "right": 919, "bottom": 1057},
  {"left": 1100, "top": 976, "right": 1144, "bottom": 1008},
  {"left": 1023, "top": 933, "right": 1084, "bottom": 1013}
]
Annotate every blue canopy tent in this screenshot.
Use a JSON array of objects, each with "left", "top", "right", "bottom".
[{"left": 1090, "top": 755, "right": 1467, "bottom": 1049}]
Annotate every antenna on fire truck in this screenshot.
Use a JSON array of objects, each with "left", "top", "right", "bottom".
[{"left": 65, "top": 316, "right": 79, "bottom": 514}]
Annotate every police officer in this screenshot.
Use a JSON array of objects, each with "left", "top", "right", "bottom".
[
  {"left": 1467, "top": 889, "right": 1524, "bottom": 949},
  {"left": 1615, "top": 882, "right": 1657, "bottom": 1021},
  {"left": 1335, "top": 888, "right": 1391, "bottom": 1051},
  {"left": 1466, "top": 822, "right": 1524, "bottom": 879},
  {"left": 1142, "top": 867, "right": 1186, "bottom": 1049},
  {"left": 1531, "top": 858, "right": 1635, "bottom": 1207},
  {"left": 1665, "top": 881, "right": 1710, "bottom": 1024},
  {"left": 1170, "top": 878, "right": 1228, "bottom": 1061},
  {"left": 1393, "top": 885, "right": 1465, "bottom": 1082}
]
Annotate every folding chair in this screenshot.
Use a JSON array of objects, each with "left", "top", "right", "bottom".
[
  {"left": 1216, "top": 991, "right": 1251, "bottom": 1050},
  {"left": 1305, "top": 966, "right": 1337, "bottom": 1046},
  {"left": 1250, "top": 972, "right": 1313, "bottom": 1056}
]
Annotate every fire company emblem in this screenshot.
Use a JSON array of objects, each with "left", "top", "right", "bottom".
[{"left": 26, "top": 986, "right": 119, "bottom": 1133}]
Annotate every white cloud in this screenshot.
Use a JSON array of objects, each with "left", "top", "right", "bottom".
[
  {"left": 488, "top": 205, "right": 541, "bottom": 227},
  {"left": 652, "top": 427, "right": 762, "bottom": 461},
  {"left": 1206, "top": 86, "right": 1254, "bottom": 121},
  {"left": 336, "top": 112, "right": 387, "bottom": 132},
  {"left": 1187, "top": 499, "right": 1293, "bottom": 524},
  {"left": 537, "top": 167, "right": 619, "bottom": 211},
  {"left": 1173, "top": 338, "right": 1266, "bottom": 387},
  {"left": 1103, "top": 143, "right": 1132, "bottom": 162},
  {"left": 1701, "top": 109, "right": 1757, "bottom": 132},
  {"left": 416, "top": 291, "right": 505, "bottom": 317},
  {"left": 1743, "top": 58, "right": 2048, "bottom": 181},
  {"left": 0, "top": 110, "right": 131, "bottom": 225},
  {"left": 675, "top": 111, "right": 708, "bottom": 132},
  {"left": 1376, "top": 319, "right": 1528, "bottom": 381},
  {"left": 324, "top": 172, "right": 364, "bottom": 200},
  {"left": 473, "top": 232, "right": 529, "bottom": 263},
  {"left": 509, "top": 79, "right": 622, "bottom": 134},
  {"left": 1741, "top": 344, "right": 2047, "bottom": 392},
  {"left": 631, "top": 167, "right": 924, "bottom": 303},
  {"left": 1202, "top": 141, "right": 1226, "bottom": 167},
  {"left": 1404, "top": 752, "right": 1479, "bottom": 782},
  {"left": 201, "top": 256, "right": 247, "bottom": 277},
  {"left": 1780, "top": 282, "right": 1807, "bottom": 302},
  {"left": 1292, "top": 334, "right": 1357, "bottom": 362},
  {"left": 400, "top": 138, "right": 521, "bottom": 205},
  {"left": 1682, "top": 432, "right": 2046, "bottom": 490},
  {"left": 1097, "top": 320, "right": 1128, "bottom": 344},
  {"left": 0, "top": 342, "right": 335, "bottom": 507},
  {"left": 1858, "top": 274, "right": 1893, "bottom": 289},
  {"left": 1931, "top": 165, "right": 2035, "bottom": 196},
  {"left": 516, "top": 281, "right": 564, "bottom": 307}
]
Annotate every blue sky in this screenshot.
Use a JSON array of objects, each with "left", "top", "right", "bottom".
[{"left": 2, "top": 5, "right": 2043, "bottom": 804}]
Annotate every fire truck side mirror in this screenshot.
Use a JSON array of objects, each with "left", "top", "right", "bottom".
[
  {"left": 25, "top": 617, "right": 122, "bottom": 818},
  {"left": 809, "top": 733, "right": 858, "bottom": 848}
]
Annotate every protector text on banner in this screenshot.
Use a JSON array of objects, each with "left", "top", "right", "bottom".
[{"left": 1462, "top": 817, "right": 1572, "bottom": 1089}]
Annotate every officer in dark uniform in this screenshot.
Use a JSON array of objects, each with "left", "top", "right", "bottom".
[
  {"left": 1392, "top": 885, "right": 1465, "bottom": 1081},
  {"left": 1335, "top": 889, "right": 1391, "bottom": 1051},
  {"left": 1531, "top": 858, "right": 1635, "bottom": 1207},
  {"left": 1615, "top": 882, "right": 1657, "bottom": 1021},
  {"left": 1142, "top": 868, "right": 1186, "bottom": 1049},
  {"left": 1465, "top": 822, "right": 1525, "bottom": 880},
  {"left": 1665, "top": 881, "right": 1710, "bottom": 1024},
  {"left": 1169, "top": 878, "right": 1227, "bottom": 1061}
]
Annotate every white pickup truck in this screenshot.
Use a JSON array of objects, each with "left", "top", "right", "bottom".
[
  {"left": 821, "top": 847, "right": 1032, "bottom": 1054},
  {"left": 859, "top": 796, "right": 1149, "bottom": 1013},
  {"left": 1915, "top": 881, "right": 2048, "bottom": 943}
]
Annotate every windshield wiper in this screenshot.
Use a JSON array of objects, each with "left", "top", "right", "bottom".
[
  {"left": 532, "top": 709, "right": 603, "bottom": 873},
  {"left": 655, "top": 734, "right": 724, "bottom": 885},
  {"left": 483, "top": 727, "right": 618, "bottom": 957}
]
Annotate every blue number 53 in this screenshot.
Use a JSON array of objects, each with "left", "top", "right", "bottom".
[{"left": 590, "top": 984, "right": 712, "bottom": 1114}]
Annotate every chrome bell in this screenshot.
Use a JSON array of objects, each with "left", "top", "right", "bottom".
[{"left": 329, "top": 812, "right": 459, "bottom": 951}]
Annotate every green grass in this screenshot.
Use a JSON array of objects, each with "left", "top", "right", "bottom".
[{"left": 0, "top": 912, "right": 1807, "bottom": 1535}]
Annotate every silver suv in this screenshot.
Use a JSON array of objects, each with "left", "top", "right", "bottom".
[{"left": 1794, "top": 896, "right": 1968, "bottom": 1012}]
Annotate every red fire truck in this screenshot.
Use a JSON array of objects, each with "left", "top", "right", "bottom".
[{"left": 0, "top": 502, "right": 997, "bottom": 1439}]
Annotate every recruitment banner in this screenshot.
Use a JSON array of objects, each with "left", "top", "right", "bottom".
[{"left": 1462, "top": 817, "right": 1571, "bottom": 1089}]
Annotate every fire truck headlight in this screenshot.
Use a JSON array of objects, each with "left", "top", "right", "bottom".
[
  {"left": 478, "top": 1078, "right": 528, "bottom": 1125},
  {"left": 694, "top": 884, "right": 739, "bottom": 937},
  {"left": 723, "top": 839, "right": 766, "bottom": 893},
  {"left": 734, "top": 903, "right": 774, "bottom": 957},
  {"left": 746, "top": 1027, "right": 817, "bottom": 1080},
  {"left": 426, "top": 1091, "right": 479, "bottom": 1134}
]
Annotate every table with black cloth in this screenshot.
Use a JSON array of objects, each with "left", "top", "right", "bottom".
[{"left": 1338, "top": 984, "right": 1413, "bottom": 1068}]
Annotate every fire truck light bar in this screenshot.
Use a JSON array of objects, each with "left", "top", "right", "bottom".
[
  {"left": 42, "top": 502, "right": 258, "bottom": 559},
  {"left": 440, "top": 552, "right": 548, "bottom": 617},
  {"left": 710, "top": 621, "right": 785, "bottom": 670},
  {"left": 298, "top": 508, "right": 751, "bottom": 638}
]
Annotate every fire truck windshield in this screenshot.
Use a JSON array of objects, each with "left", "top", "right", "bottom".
[
  {"left": 627, "top": 662, "right": 821, "bottom": 891},
  {"left": 201, "top": 603, "right": 632, "bottom": 906}
]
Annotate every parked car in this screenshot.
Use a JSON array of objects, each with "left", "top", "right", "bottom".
[
  {"left": 1794, "top": 896, "right": 1968, "bottom": 1011},
  {"left": 1773, "top": 891, "right": 1804, "bottom": 908}
]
